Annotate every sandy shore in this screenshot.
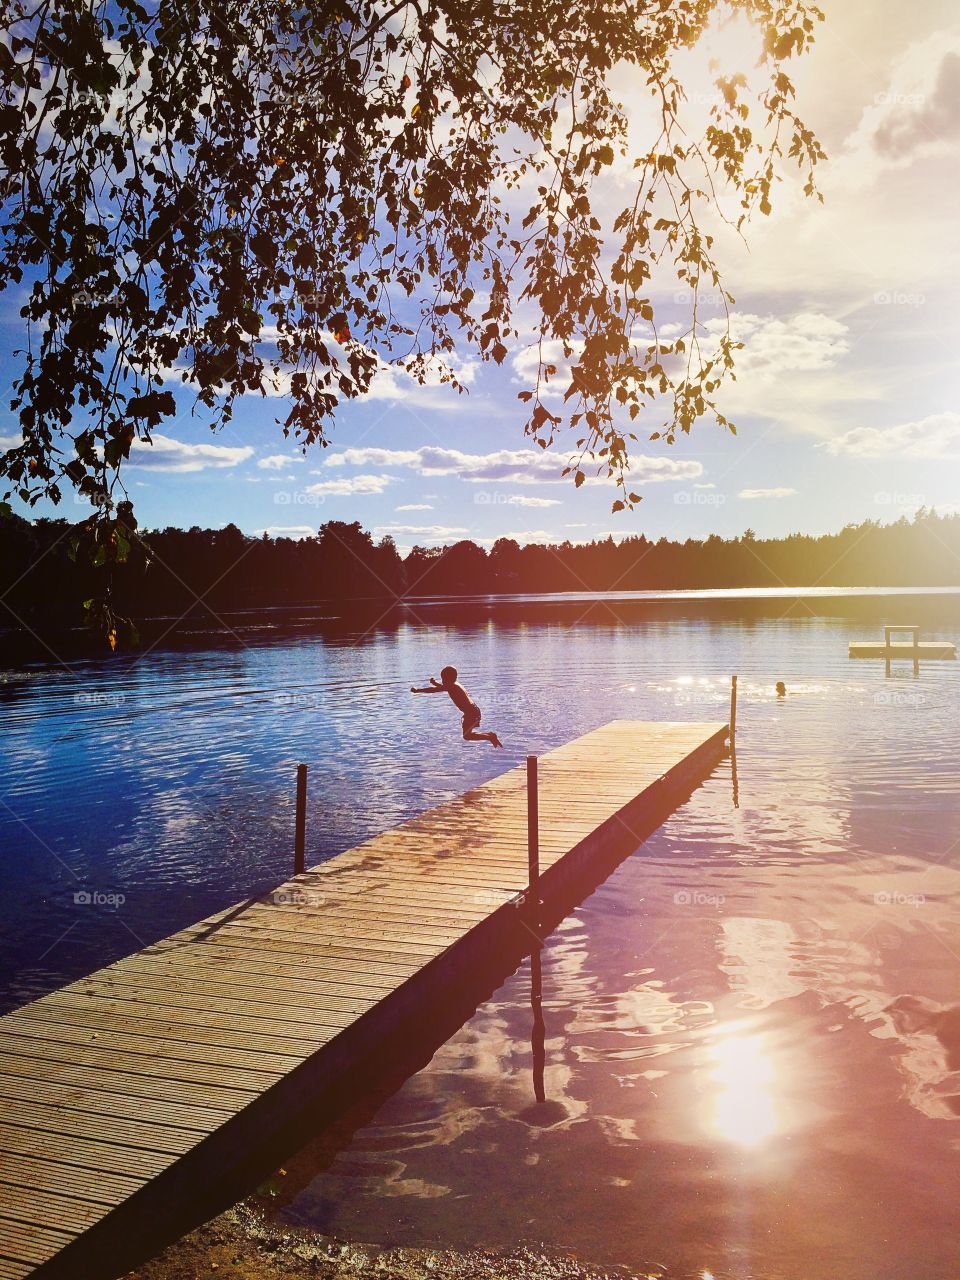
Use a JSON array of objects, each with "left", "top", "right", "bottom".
[{"left": 122, "top": 1205, "right": 648, "bottom": 1280}]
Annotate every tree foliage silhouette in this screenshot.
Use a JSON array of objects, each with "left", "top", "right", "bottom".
[{"left": 0, "top": 0, "right": 825, "bottom": 632}]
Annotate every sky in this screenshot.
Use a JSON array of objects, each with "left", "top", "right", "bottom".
[{"left": 3, "top": 0, "right": 960, "bottom": 554}]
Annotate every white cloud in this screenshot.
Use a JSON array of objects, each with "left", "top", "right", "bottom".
[
  {"left": 510, "top": 339, "right": 583, "bottom": 399},
  {"left": 587, "top": 456, "right": 704, "bottom": 486},
  {"left": 127, "top": 434, "right": 253, "bottom": 473},
  {"left": 323, "top": 448, "right": 419, "bottom": 469},
  {"left": 738, "top": 487, "right": 798, "bottom": 499},
  {"left": 362, "top": 352, "right": 479, "bottom": 403},
  {"left": 323, "top": 445, "right": 701, "bottom": 486},
  {"left": 257, "top": 453, "right": 301, "bottom": 471},
  {"left": 396, "top": 503, "right": 434, "bottom": 511},
  {"left": 305, "top": 473, "right": 393, "bottom": 497},
  {"left": 501, "top": 529, "right": 555, "bottom": 543},
  {"left": 823, "top": 411, "right": 960, "bottom": 459},
  {"left": 0, "top": 433, "right": 23, "bottom": 450},
  {"left": 374, "top": 524, "right": 470, "bottom": 541},
  {"left": 704, "top": 312, "right": 850, "bottom": 378},
  {"left": 255, "top": 526, "right": 315, "bottom": 539},
  {"left": 844, "top": 35, "right": 960, "bottom": 171}
]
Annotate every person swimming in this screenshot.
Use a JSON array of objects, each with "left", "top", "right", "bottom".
[{"left": 411, "top": 665, "right": 504, "bottom": 749}]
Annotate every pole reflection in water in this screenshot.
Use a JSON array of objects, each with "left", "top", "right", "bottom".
[
  {"left": 730, "top": 746, "right": 739, "bottom": 810},
  {"left": 531, "top": 943, "right": 546, "bottom": 1105},
  {"left": 519, "top": 939, "right": 569, "bottom": 1126}
]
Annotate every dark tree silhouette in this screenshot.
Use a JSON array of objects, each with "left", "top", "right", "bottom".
[{"left": 3, "top": 510, "right": 960, "bottom": 655}]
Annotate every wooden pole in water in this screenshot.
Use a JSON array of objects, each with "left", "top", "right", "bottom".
[
  {"left": 294, "top": 763, "right": 307, "bottom": 875},
  {"left": 526, "top": 755, "right": 540, "bottom": 916},
  {"left": 729, "top": 675, "right": 738, "bottom": 747}
]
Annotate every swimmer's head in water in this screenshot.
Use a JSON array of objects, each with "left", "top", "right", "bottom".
[
  {"left": 776, "top": 681, "right": 786, "bottom": 696},
  {"left": 440, "top": 665, "right": 458, "bottom": 686}
]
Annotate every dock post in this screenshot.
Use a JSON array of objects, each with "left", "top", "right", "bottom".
[
  {"left": 294, "top": 763, "right": 307, "bottom": 875},
  {"left": 729, "top": 675, "right": 738, "bottom": 747},
  {"left": 526, "top": 754, "right": 540, "bottom": 921}
]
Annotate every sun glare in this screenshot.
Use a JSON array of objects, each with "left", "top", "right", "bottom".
[
  {"left": 678, "top": 12, "right": 766, "bottom": 116},
  {"left": 705, "top": 1024, "right": 779, "bottom": 1148}
]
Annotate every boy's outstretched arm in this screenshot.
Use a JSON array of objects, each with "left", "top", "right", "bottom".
[{"left": 410, "top": 678, "right": 444, "bottom": 693}]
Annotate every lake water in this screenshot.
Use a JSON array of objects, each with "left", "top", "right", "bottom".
[{"left": 3, "top": 590, "right": 960, "bottom": 1278}]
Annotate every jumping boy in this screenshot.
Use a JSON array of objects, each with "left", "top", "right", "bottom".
[{"left": 411, "top": 666, "right": 503, "bottom": 748}]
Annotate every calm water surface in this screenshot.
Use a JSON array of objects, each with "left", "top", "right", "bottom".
[{"left": 2, "top": 595, "right": 960, "bottom": 1278}]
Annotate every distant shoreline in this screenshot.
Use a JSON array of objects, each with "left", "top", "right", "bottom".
[{"left": 4, "top": 585, "right": 960, "bottom": 666}]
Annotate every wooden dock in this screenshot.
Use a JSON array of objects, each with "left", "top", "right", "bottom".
[{"left": 0, "top": 719, "right": 728, "bottom": 1280}]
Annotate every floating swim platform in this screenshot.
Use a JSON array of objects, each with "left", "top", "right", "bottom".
[
  {"left": 849, "top": 624, "right": 955, "bottom": 661},
  {"left": 849, "top": 642, "right": 956, "bottom": 659}
]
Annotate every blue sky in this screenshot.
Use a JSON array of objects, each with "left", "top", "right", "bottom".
[{"left": 3, "top": 0, "right": 960, "bottom": 554}]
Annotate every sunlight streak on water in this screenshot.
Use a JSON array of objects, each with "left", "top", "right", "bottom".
[{"left": 704, "top": 1022, "right": 778, "bottom": 1148}]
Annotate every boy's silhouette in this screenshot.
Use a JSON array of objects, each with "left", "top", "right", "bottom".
[{"left": 411, "top": 665, "right": 503, "bottom": 748}]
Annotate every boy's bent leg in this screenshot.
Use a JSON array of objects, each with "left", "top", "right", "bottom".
[{"left": 464, "top": 728, "right": 503, "bottom": 748}]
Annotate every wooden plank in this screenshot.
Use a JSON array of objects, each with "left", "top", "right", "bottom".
[
  {"left": 0, "top": 1019, "right": 303, "bottom": 1075},
  {"left": 0, "top": 1154, "right": 143, "bottom": 1204},
  {"left": 0, "top": 1185, "right": 112, "bottom": 1237},
  {"left": 0, "top": 1101, "right": 200, "bottom": 1158},
  {"left": 0, "top": 1036, "right": 277, "bottom": 1093},
  {"left": 0, "top": 719, "right": 727, "bottom": 1279},
  {"left": 39, "top": 987, "right": 350, "bottom": 1043},
  {"left": 73, "top": 965, "right": 398, "bottom": 1012},
  {"left": 0, "top": 1053, "right": 256, "bottom": 1113},
  {"left": 0, "top": 1073, "right": 233, "bottom": 1133},
  {"left": 10, "top": 1001, "right": 341, "bottom": 1059},
  {"left": 0, "top": 1220, "right": 73, "bottom": 1269},
  {"left": 0, "top": 1126, "right": 174, "bottom": 1180},
  {"left": 0, "top": 1260, "right": 29, "bottom": 1280}
]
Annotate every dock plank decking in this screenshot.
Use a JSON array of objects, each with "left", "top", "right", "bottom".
[{"left": 0, "top": 719, "right": 728, "bottom": 1280}]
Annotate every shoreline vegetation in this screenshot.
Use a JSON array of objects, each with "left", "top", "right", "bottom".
[{"left": 4, "top": 509, "right": 960, "bottom": 642}]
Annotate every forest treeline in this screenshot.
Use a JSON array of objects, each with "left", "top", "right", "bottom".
[{"left": 2, "top": 508, "right": 960, "bottom": 631}]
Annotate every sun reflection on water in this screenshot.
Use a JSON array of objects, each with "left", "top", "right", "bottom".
[{"left": 705, "top": 1022, "right": 779, "bottom": 1148}]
